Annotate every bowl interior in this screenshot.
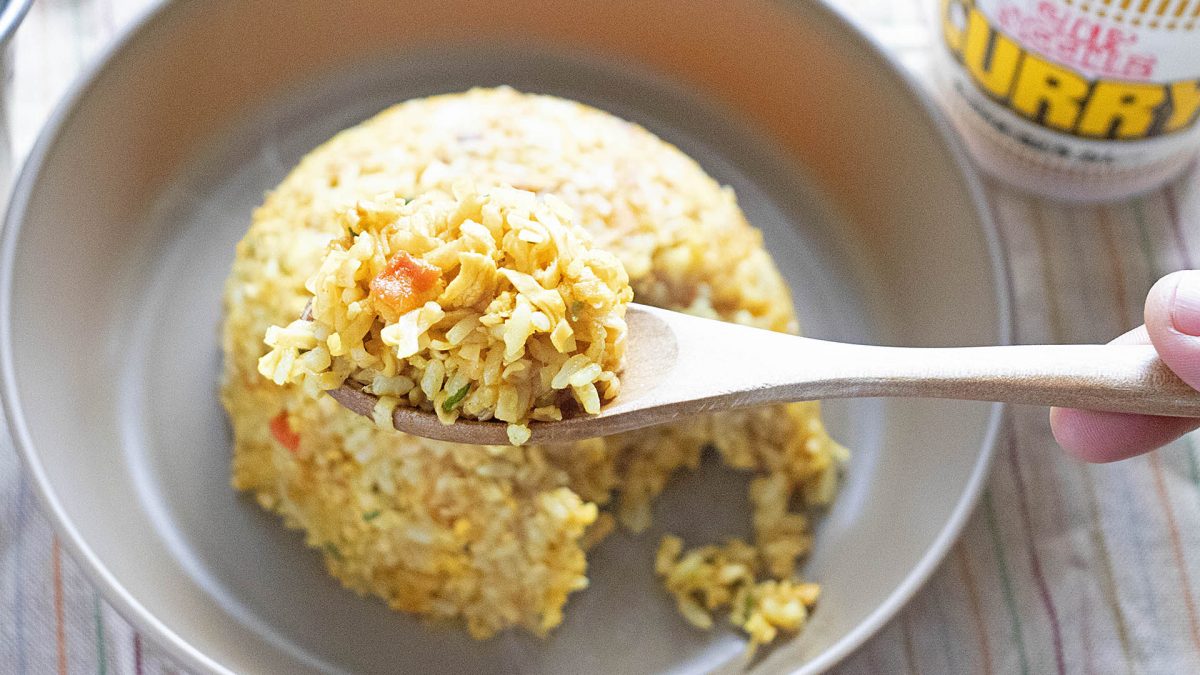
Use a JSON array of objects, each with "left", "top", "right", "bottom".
[{"left": 2, "top": 1, "right": 1004, "bottom": 673}]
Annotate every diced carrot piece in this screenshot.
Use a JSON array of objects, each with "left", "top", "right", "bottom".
[
  {"left": 369, "top": 251, "right": 442, "bottom": 317},
  {"left": 269, "top": 411, "right": 300, "bottom": 453}
]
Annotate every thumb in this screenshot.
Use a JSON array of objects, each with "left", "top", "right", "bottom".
[{"left": 1146, "top": 270, "right": 1200, "bottom": 390}]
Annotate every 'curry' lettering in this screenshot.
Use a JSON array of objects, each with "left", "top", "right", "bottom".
[
  {"left": 1010, "top": 54, "right": 1087, "bottom": 132},
  {"left": 1165, "top": 81, "right": 1200, "bottom": 134},
  {"left": 1076, "top": 82, "right": 1166, "bottom": 140},
  {"left": 941, "top": 2, "right": 1200, "bottom": 141},
  {"left": 962, "top": 9, "right": 1022, "bottom": 100}
]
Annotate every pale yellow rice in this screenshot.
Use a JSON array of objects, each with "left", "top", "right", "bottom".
[
  {"left": 220, "top": 87, "right": 848, "bottom": 643},
  {"left": 257, "top": 182, "right": 633, "bottom": 445}
]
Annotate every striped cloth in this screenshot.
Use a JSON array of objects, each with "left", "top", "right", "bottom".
[{"left": 3, "top": 1, "right": 1200, "bottom": 673}]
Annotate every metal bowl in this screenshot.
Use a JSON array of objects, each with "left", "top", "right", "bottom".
[
  {"left": 0, "top": 0, "right": 34, "bottom": 187},
  {"left": 0, "top": 1, "right": 1009, "bottom": 672}
]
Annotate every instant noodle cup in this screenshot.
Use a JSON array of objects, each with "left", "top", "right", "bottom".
[{"left": 935, "top": 0, "right": 1200, "bottom": 201}]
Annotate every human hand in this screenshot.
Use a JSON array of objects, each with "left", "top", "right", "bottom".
[{"left": 1051, "top": 271, "right": 1200, "bottom": 462}]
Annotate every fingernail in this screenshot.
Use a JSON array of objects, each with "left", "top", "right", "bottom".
[{"left": 1171, "top": 271, "right": 1200, "bottom": 336}]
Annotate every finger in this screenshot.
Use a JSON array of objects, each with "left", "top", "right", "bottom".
[
  {"left": 1146, "top": 270, "right": 1200, "bottom": 390},
  {"left": 1050, "top": 406, "right": 1200, "bottom": 463},
  {"left": 1049, "top": 312, "right": 1194, "bottom": 463}
]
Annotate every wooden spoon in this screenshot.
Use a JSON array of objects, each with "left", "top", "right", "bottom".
[{"left": 317, "top": 303, "right": 1200, "bottom": 445}]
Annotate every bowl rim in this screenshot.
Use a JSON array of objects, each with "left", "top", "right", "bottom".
[
  {"left": 799, "top": 3, "right": 1013, "bottom": 672},
  {"left": 0, "top": 1, "right": 1013, "bottom": 673},
  {"left": 0, "top": 0, "right": 33, "bottom": 48}
]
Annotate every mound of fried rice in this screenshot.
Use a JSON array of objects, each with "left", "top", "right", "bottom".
[
  {"left": 221, "top": 87, "right": 847, "bottom": 646},
  {"left": 257, "top": 183, "right": 633, "bottom": 445}
]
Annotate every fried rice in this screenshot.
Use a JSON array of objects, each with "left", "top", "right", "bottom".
[
  {"left": 220, "top": 87, "right": 848, "bottom": 646},
  {"left": 257, "top": 183, "right": 633, "bottom": 445}
]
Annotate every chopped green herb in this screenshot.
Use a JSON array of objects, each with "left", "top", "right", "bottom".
[
  {"left": 742, "top": 591, "right": 756, "bottom": 619},
  {"left": 442, "top": 384, "right": 471, "bottom": 412},
  {"left": 322, "top": 543, "right": 343, "bottom": 561},
  {"left": 362, "top": 510, "right": 382, "bottom": 522}
]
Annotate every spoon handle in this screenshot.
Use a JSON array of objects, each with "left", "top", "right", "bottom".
[{"left": 786, "top": 342, "right": 1199, "bottom": 417}]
